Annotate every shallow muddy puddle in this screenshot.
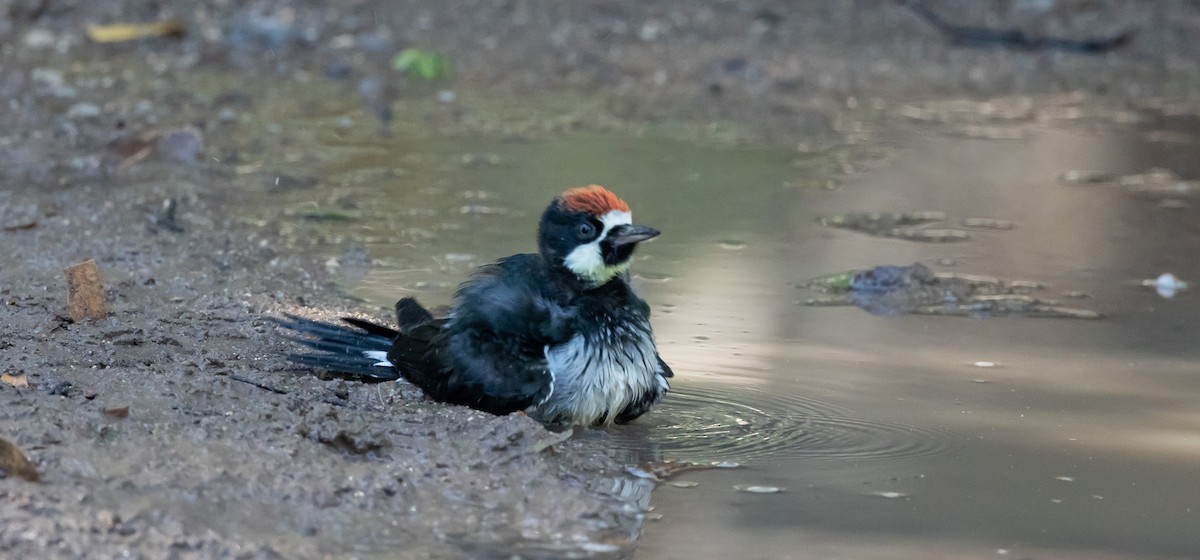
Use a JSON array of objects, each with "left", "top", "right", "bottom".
[{"left": 245, "top": 101, "right": 1200, "bottom": 558}]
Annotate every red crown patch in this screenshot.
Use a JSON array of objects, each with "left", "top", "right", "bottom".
[{"left": 560, "top": 185, "right": 630, "bottom": 215}]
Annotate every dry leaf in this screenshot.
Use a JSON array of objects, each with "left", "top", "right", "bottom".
[
  {"left": 85, "top": 21, "right": 185, "bottom": 43},
  {"left": 0, "top": 438, "right": 38, "bottom": 482},
  {"left": 64, "top": 259, "right": 107, "bottom": 321},
  {"left": 1, "top": 220, "right": 36, "bottom": 231},
  {"left": 102, "top": 405, "right": 130, "bottom": 419},
  {"left": 111, "top": 131, "right": 158, "bottom": 170},
  {"left": 0, "top": 372, "right": 29, "bottom": 388}
]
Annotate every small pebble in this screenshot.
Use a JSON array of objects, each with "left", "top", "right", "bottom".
[
  {"left": 734, "top": 485, "right": 783, "bottom": 494},
  {"left": 358, "top": 77, "right": 384, "bottom": 103},
  {"left": 624, "top": 466, "right": 659, "bottom": 480},
  {"left": 156, "top": 127, "right": 205, "bottom": 163},
  {"left": 66, "top": 102, "right": 101, "bottom": 119},
  {"left": 216, "top": 107, "right": 239, "bottom": 124},
  {"left": 871, "top": 491, "right": 909, "bottom": 499},
  {"left": 31, "top": 67, "right": 76, "bottom": 98},
  {"left": 25, "top": 29, "right": 56, "bottom": 49},
  {"left": 639, "top": 21, "right": 662, "bottom": 41},
  {"left": 669, "top": 481, "right": 699, "bottom": 488},
  {"left": 1060, "top": 170, "right": 1115, "bottom": 184}
]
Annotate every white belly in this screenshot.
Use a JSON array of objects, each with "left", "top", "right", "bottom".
[{"left": 534, "top": 332, "right": 665, "bottom": 425}]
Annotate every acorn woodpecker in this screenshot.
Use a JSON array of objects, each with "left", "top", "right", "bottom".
[{"left": 277, "top": 185, "right": 672, "bottom": 426}]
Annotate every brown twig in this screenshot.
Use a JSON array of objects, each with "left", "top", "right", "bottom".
[{"left": 229, "top": 374, "right": 289, "bottom": 395}]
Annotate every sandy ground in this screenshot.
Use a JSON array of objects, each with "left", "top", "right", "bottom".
[{"left": 2, "top": 1, "right": 1200, "bottom": 558}]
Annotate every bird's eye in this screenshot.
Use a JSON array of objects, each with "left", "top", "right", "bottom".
[{"left": 577, "top": 222, "right": 596, "bottom": 239}]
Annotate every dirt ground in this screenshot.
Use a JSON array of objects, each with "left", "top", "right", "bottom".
[{"left": 2, "top": 1, "right": 1200, "bottom": 558}]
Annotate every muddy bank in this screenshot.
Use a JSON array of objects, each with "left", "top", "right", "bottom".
[
  {"left": 0, "top": 166, "right": 650, "bottom": 558},
  {"left": 2, "top": 1, "right": 1200, "bottom": 558}
]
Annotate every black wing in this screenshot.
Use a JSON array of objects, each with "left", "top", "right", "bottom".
[
  {"left": 395, "top": 297, "right": 437, "bottom": 331},
  {"left": 383, "top": 297, "right": 450, "bottom": 391},
  {"left": 428, "top": 255, "right": 570, "bottom": 414}
]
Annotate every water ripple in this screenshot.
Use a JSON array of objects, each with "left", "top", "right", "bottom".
[{"left": 604, "top": 384, "right": 951, "bottom": 465}]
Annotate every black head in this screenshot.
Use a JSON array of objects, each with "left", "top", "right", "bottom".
[{"left": 537, "top": 185, "right": 659, "bottom": 286}]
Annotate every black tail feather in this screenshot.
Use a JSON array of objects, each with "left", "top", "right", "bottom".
[
  {"left": 274, "top": 314, "right": 393, "bottom": 350},
  {"left": 272, "top": 313, "right": 399, "bottom": 381},
  {"left": 341, "top": 317, "right": 399, "bottom": 339},
  {"left": 284, "top": 353, "right": 399, "bottom": 380},
  {"left": 277, "top": 333, "right": 374, "bottom": 358}
]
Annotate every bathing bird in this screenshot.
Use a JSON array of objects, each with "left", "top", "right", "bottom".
[{"left": 276, "top": 185, "right": 672, "bottom": 426}]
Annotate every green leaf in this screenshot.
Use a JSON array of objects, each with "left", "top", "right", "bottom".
[
  {"left": 393, "top": 48, "right": 451, "bottom": 81},
  {"left": 392, "top": 48, "right": 423, "bottom": 72}
]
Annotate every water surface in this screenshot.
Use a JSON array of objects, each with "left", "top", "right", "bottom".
[{"left": 257, "top": 107, "right": 1200, "bottom": 559}]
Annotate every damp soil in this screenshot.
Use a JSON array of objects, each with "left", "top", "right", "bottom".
[{"left": 3, "top": 1, "right": 1200, "bottom": 558}]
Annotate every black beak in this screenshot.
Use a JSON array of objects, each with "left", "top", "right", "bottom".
[{"left": 607, "top": 224, "right": 660, "bottom": 247}]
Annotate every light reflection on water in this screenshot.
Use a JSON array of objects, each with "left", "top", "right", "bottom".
[{"left": 267, "top": 115, "right": 1200, "bottom": 558}]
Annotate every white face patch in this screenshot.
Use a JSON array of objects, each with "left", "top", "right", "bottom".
[{"left": 563, "top": 210, "right": 632, "bottom": 285}]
